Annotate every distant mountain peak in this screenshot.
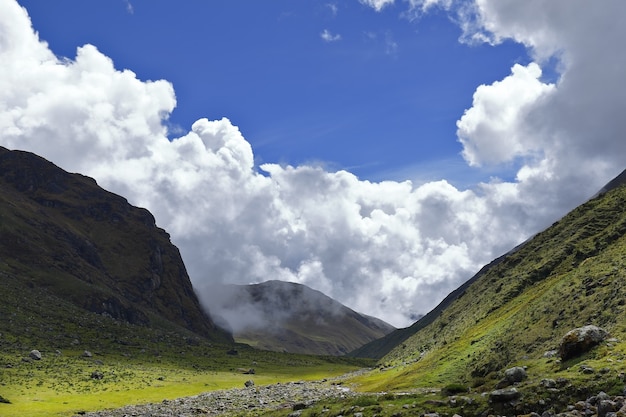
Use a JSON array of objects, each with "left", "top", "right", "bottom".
[{"left": 203, "top": 280, "right": 395, "bottom": 355}]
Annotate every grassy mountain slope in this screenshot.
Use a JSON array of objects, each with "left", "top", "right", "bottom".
[
  {"left": 0, "top": 146, "right": 230, "bottom": 341},
  {"left": 350, "top": 177, "right": 626, "bottom": 393},
  {"left": 348, "top": 251, "right": 511, "bottom": 359},
  {"left": 209, "top": 280, "right": 395, "bottom": 356}
]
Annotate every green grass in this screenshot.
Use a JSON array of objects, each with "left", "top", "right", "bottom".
[
  {"left": 0, "top": 348, "right": 364, "bottom": 417},
  {"left": 0, "top": 267, "right": 371, "bottom": 417}
]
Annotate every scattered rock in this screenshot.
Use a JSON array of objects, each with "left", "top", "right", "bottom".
[
  {"left": 489, "top": 387, "right": 521, "bottom": 403},
  {"left": 83, "top": 350, "right": 93, "bottom": 358},
  {"left": 559, "top": 325, "right": 609, "bottom": 360},
  {"left": 556, "top": 377, "right": 570, "bottom": 387},
  {"left": 543, "top": 349, "right": 558, "bottom": 358},
  {"left": 226, "top": 349, "right": 238, "bottom": 356},
  {"left": 292, "top": 403, "right": 308, "bottom": 411},
  {"left": 504, "top": 366, "right": 527, "bottom": 383},
  {"left": 244, "top": 380, "right": 255, "bottom": 387},
  {"left": 597, "top": 399, "right": 616, "bottom": 417},
  {"left": 29, "top": 349, "right": 42, "bottom": 360},
  {"left": 540, "top": 378, "right": 557, "bottom": 389},
  {"left": 91, "top": 370, "right": 104, "bottom": 380},
  {"left": 580, "top": 365, "right": 595, "bottom": 374},
  {"left": 77, "top": 379, "right": 358, "bottom": 416}
]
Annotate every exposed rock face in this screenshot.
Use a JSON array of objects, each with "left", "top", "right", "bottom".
[
  {"left": 559, "top": 325, "right": 609, "bottom": 360},
  {"left": 0, "top": 146, "right": 231, "bottom": 342}
]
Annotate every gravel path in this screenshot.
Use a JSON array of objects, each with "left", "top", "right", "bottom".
[{"left": 77, "top": 379, "right": 358, "bottom": 417}]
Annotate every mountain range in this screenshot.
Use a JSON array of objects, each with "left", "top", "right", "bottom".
[{"left": 207, "top": 280, "right": 395, "bottom": 355}]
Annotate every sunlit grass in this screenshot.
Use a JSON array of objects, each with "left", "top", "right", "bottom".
[
  {"left": 0, "top": 347, "right": 365, "bottom": 417},
  {"left": 0, "top": 271, "right": 370, "bottom": 417}
]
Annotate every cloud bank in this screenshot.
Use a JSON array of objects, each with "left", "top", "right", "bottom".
[{"left": 1, "top": 0, "right": 625, "bottom": 327}]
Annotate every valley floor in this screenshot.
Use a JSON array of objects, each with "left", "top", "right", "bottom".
[{"left": 78, "top": 378, "right": 358, "bottom": 417}]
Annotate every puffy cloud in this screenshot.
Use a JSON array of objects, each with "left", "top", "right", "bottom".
[
  {"left": 455, "top": 0, "right": 626, "bottom": 211},
  {"left": 1, "top": 0, "right": 625, "bottom": 329},
  {"left": 457, "top": 62, "right": 555, "bottom": 166}
]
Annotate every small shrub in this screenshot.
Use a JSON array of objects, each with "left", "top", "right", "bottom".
[{"left": 442, "top": 383, "right": 469, "bottom": 395}]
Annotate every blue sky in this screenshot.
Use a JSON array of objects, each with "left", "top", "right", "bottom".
[
  {"left": 21, "top": 0, "right": 527, "bottom": 185},
  {"left": 3, "top": 0, "right": 625, "bottom": 327}
]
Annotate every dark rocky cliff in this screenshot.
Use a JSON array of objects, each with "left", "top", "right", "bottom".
[{"left": 0, "top": 146, "right": 231, "bottom": 342}]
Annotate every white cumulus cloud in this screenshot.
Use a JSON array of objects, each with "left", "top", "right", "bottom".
[{"left": 457, "top": 62, "right": 555, "bottom": 167}]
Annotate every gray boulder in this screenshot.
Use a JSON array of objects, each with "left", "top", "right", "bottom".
[
  {"left": 489, "top": 388, "right": 521, "bottom": 403},
  {"left": 29, "top": 350, "right": 42, "bottom": 360},
  {"left": 504, "top": 366, "right": 527, "bottom": 383},
  {"left": 559, "top": 325, "right": 609, "bottom": 360}
]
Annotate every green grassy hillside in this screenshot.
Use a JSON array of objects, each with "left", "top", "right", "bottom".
[{"left": 348, "top": 182, "right": 626, "bottom": 396}]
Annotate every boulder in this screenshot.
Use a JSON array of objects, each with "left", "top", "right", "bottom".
[
  {"left": 504, "top": 366, "right": 527, "bottom": 383},
  {"left": 489, "top": 388, "right": 521, "bottom": 403},
  {"left": 29, "top": 349, "right": 42, "bottom": 360},
  {"left": 559, "top": 325, "right": 609, "bottom": 360}
]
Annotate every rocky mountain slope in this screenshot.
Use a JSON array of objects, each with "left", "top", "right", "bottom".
[
  {"left": 0, "top": 146, "right": 231, "bottom": 342},
  {"left": 349, "top": 168, "right": 626, "bottom": 394},
  {"left": 206, "top": 280, "right": 395, "bottom": 355}
]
